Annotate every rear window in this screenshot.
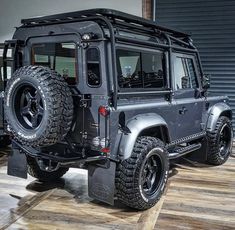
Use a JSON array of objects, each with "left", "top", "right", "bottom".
[{"left": 32, "top": 43, "right": 77, "bottom": 85}]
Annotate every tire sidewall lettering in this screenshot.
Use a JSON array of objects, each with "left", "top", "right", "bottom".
[
  {"left": 17, "top": 132, "right": 37, "bottom": 139},
  {"left": 4, "top": 66, "right": 73, "bottom": 147},
  {"left": 6, "top": 77, "right": 21, "bottom": 107}
]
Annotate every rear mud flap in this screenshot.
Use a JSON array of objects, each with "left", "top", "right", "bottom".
[
  {"left": 88, "top": 161, "right": 116, "bottom": 205},
  {"left": 7, "top": 146, "right": 27, "bottom": 179}
]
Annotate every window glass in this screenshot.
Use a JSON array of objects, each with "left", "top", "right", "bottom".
[
  {"left": 142, "top": 53, "right": 165, "bottom": 88},
  {"left": 174, "top": 56, "right": 198, "bottom": 90},
  {"left": 87, "top": 48, "right": 101, "bottom": 86},
  {"left": 116, "top": 49, "right": 165, "bottom": 89},
  {"left": 117, "top": 50, "right": 141, "bottom": 88},
  {"left": 186, "top": 58, "right": 197, "bottom": 88},
  {"left": 32, "top": 43, "right": 77, "bottom": 85},
  {"left": 0, "top": 47, "right": 12, "bottom": 80}
]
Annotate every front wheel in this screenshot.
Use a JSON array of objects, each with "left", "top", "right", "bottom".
[
  {"left": 116, "top": 137, "right": 169, "bottom": 210},
  {"left": 207, "top": 116, "right": 233, "bottom": 165}
]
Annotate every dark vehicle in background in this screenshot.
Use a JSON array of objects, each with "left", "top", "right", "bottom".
[
  {"left": 0, "top": 44, "right": 11, "bottom": 147},
  {"left": 3, "top": 9, "right": 233, "bottom": 210}
]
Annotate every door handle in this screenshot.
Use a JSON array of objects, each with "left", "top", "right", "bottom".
[{"left": 179, "top": 107, "right": 188, "bottom": 115}]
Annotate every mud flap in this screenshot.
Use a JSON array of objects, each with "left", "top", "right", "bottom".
[
  {"left": 88, "top": 160, "right": 116, "bottom": 205},
  {"left": 7, "top": 144, "right": 27, "bottom": 179}
]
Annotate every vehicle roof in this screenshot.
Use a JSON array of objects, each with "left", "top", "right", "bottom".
[
  {"left": 20, "top": 8, "right": 189, "bottom": 38},
  {"left": 13, "top": 8, "right": 195, "bottom": 55}
]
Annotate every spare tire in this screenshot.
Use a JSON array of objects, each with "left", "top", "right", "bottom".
[{"left": 4, "top": 65, "right": 73, "bottom": 147}]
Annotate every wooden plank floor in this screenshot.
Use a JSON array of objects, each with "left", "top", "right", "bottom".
[{"left": 0, "top": 148, "right": 234, "bottom": 230}]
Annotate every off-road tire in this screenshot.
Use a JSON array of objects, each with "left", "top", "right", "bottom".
[
  {"left": 27, "top": 156, "right": 69, "bottom": 182},
  {"left": 207, "top": 116, "right": 233, "bottom": 165},
  {"left": 4, "top": 66, "right": 73, "bottom": 147},
  {"left": 116, "top": 136, "right": 169, "bottom": 210}
]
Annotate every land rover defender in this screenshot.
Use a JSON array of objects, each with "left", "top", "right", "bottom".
[{"left": 3, "top": 9, "right": 233, "bottom": 210}]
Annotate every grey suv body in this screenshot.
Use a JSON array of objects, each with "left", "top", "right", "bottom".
[{"left": 3, "top": 9, "right": 233, "bottom": 210}]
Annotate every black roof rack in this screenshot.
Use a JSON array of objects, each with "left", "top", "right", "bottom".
[{"left": 21, "top": 8, "right": 189, "bottom": 38}]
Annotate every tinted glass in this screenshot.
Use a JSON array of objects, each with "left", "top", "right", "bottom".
[
  {"left": 87, "top": 48, "right": 101, "bottom": 86},
  {"left": 142, "top": 53, "right": 165, "bottom": 88},
  {"left": 117, "top": 50, "right": 141, "bottom": 88},
  {"left": 116, "top": 49, "right": 165, "bottom": 89},
  {"left": 186, "top": 58, "right": 197, "bottom": 88},
  {"left": 174, "top": 56, "right": 198, "bottom": 90},
  {"left": 32, "top": 43, "right": 77, "bottom": 84}
]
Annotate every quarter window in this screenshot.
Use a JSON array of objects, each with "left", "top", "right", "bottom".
[
  {"left": 116, "top": 49, "right": 166, "bottom": 89},
  {"left": 174, "top": 56, "right": 198, "bottom": 90},
  {"left": 86, "top": 48, "right": 101, "bottom": 86},
  {"left": 32, "top": 43, "right": 77, "bottom": 85}
]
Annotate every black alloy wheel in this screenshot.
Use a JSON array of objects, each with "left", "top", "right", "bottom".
[
  {"left": 140, "top": 151, "right": 163, "bottom": 199},
  {"left": 218, "top": 123, "right": 232, "bottom": 159},
  {"left": 14, "top": 84, "right": 44, "bottom": 130},
  {"left": 207, "top": 116, "right": 233, "bottom": 165}
]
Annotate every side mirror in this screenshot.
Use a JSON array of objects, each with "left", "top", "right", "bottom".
[{"left": 202, "top": 74, "right": 210, "bottom": 90}]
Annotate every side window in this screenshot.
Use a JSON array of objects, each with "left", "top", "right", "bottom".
[
  {"left": 86, "top": 48, "right": 101, "bottom": 86},
  {"left": 174, "top": 56, "right": 198, "bottom": 90},
  {"left": 116, "top": 49, "right": 166, "bottom": 89},
  {"left": 32, "top": 42, "right": 77, "bottom": 85},
  {"left": 142, "top": 53, "right": 165, "bottom": 88}
]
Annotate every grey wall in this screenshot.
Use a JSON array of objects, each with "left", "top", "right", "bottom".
[
  {"left": 155, "top": 0, "right": 235, "bottom": 131},
  {"left": 0, "top": 0, "right": 142, "bottom": 42}
]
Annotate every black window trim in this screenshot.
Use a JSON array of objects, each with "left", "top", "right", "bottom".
[
  {"left": 86, "top": 46, "right": 102, "bottom": 88},
  {"left": 116, "top": 45, "right": 169, "bottom": 94}
]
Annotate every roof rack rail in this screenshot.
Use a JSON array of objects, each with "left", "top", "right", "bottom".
[{"left": 21, "top": 8, "right": 189, "bottom": 38}]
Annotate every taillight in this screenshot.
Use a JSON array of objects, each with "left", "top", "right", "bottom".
[
  {"left": 98, "top": 106, "right": 109, "bottom": 117},
  {"left": 100, "top": 147, "right": 110, "bottom": 153}
]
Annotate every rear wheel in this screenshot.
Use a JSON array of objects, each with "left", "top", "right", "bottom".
[
  {"left": 207, "top": 116, "right": 233, "bottom": 165},
  {"left": 116, "top": 136, "right": 169, "bottom": 210},
  {"left": 27, "top": 156, "right": 68, "bottom": 182}
]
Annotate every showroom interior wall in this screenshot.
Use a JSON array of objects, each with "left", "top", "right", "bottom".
[
  {"left": 155, "top": 0, "right": 235, "bottom": 131},
  {"left": 0, "top": 0, "right": 142, "bottom": 42}
]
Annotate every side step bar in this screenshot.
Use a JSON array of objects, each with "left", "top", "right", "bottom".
[{"left": 169, "top": 143, "right": 202, "bottom": 159}]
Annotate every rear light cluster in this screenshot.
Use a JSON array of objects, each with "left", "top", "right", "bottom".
[
  {"left": 100, "top": 148, "right": 110, "bottom": 153},
  {"left": 92, "top": 136, "right": 100, "bottom": 146},
  {"left": 92, "top": 137, "right": 110, "bottom": 153},
  {"left": 96, "top": 106, "right": 110, "bottom": 153},
  {"left": 92, "top": 137, "right": 106, "bottom": 148},
  {"left": 98, "top": 106, "right": 110, "bottom": 117}
]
